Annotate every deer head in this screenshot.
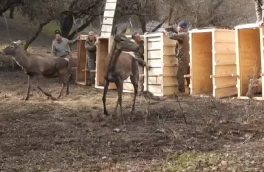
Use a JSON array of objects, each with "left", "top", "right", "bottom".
[
  {"left": 2, "top": 40, "right": 24, "bottom": 56},
  {"left": 112, "top": 27, "right": 138, "bottom": 52}
]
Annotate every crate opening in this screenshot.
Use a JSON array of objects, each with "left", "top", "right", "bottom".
[
  {"left": 238, "top": 28, "right": 261, "bottom": 97},
  {"left": 191, "top": 32, "right": 213, "bottom": 95},
  {"left": 96, "top": 38, "right": 110, "bottom": 87}
]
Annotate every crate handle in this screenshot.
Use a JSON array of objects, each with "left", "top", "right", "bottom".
[
  {"left": 184, "top": 74, "right": 191, "bottom": 78},
  {"left": 210, "top": 74, "right": 239, "bottom": 78}
]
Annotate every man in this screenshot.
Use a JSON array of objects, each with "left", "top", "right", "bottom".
[
  {"left": 254, "top": 0, "right": 264, "bottom": 26},
  {"left": 51, "top": 30, "right": 78, "bottom": 58},
  {"left": 85, "top": 31, "right": 97, "bottom": 85},
  {"left": 132, "top": 32, "right": 146, "bottom": 93},
  {"left": 167, "top": 20, "right": 190, "bottom": 93}
]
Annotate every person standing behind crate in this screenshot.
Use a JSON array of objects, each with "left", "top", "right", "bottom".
[
  {"left": 167, "top": 20, "right": 190, "bottom": 93},
  {"left": 85, "top": 31, "right": 97, "bottom": 85},
  {"left": 132, "top": 32, "right": 146, "bottom": 93},
  {"left": 254, "top": 0, "right": 264, "bottom": 25}
]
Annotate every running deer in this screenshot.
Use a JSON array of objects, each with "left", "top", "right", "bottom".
[{"left": 1, "top": 40, "right": 72, "bottom": 100}]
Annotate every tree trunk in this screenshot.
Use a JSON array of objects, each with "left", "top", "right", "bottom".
[
  {"left": 59, "top": 12, "right": 74, "bottom": 38},
  {"left": 138, "top": 15, "right": 146, "bottom": 33},
  {"left": 24, "top": 20, "right": 51, "bottom": 50}
]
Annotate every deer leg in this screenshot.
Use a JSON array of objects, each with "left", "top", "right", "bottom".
[
  {"left": 130, "top": 75, "right": 138, "bottom": 114},
  {"left": 24, "top": 75, "right": 32, "bottom": 101},
  {"left": 102, "top": 80, "right": 110, "bottom": 116},
  {"left": 115, "top": 79, "right": 125, "bottom": 124},
  {"left": 37, "top": 86, "right": 57, "bottom": 100},
  {"left": 57, "top": 83, "right": 65, "bottom": 99}
]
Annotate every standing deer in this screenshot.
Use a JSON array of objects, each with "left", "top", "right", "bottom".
[
  {"left": 1, "top": 40, "right": 72, "bottom": 100},
  {"left": 102, "top": 28, "right": 140, "bottom": 122}
]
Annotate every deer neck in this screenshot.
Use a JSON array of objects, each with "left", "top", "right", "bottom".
[
  {"left": 108, "top": 41, "right": 122, "bottom": 72},
  {"left": 13, "top": 47, "right": 30, "bottom": 69}
]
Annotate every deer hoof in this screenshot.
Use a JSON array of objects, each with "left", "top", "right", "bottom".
[
  {"left": 104, "top": 110, "right": 110, "bottom": 116},
  {"left": 24, "top": 97, "right": 29, "bottom": 101}
]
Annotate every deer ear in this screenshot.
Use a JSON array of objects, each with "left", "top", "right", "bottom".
[{"left": 121, "top": 27, "right": 127, "bottom": 34}]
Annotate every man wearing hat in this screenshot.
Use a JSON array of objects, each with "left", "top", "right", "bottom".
[
  {"left": 254, "top": 0, "right": 264, "bottom": 26},
  {"left": 85, "top": 31, "right": 97, "bottom": 85},
  {"left": 167, "top": 20, "right": 190, "bottom": 93}
]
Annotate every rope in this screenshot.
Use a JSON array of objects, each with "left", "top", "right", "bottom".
[{"left": 3, "top": 13, "right": 12, "bottom": 42}]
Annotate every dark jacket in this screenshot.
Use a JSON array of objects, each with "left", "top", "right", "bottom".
[
  {"left": 85, "top": 40, "right": 96, "bottom": 59},
  {"left": 168, "top": 32, "right": 189, "bottom": 62}
]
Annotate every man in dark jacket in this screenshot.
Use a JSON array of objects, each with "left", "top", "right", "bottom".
[
  {"left": 167, "top": 20, "right": 190, "bottom": 93},
  {"left": 85, "top": 31, "right": 97, "bottom": 85}
]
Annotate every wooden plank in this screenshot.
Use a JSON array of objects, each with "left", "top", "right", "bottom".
[
  {"left": 148, "top": 67, "right": 162, "bottom": 76},
  {"left": 147, "top": 36, "right": 161, "bottom": 42},
  {"left": 214, "top": 42, "right": 236, "bottom": 54},
  {"left": 214, "top": 30, "right": 235, "bottom": 43},
  {"left": 164, "top": 55, "right": 178, "bottom": 66},
  {"left": 163, "top": 66, "right": 177, "bottom": 77},
  {"left": 147, "top": 41, "right": 162, "bottom": 50},
  {"left": 147, "top": 50, "right": 162, "bottom": 59},
  {"left": 103, "top": 10, "right": 115, "bottom": 17},
  {"left": 106, "top": 0, "right": 117, "bottom": 2},
  {"left": 148, "top": 59, "right": 162, "bottom": 67},
  {"left": 163, "top": 86, "right": 178, "bottom": 96},
  {"left": 148, "top": 76, "right": 162, "bottom": 85},
  {"left": 215, "top": 65, "right": 237, "bottom": 75},
  {"left": 214, "top": 54, "right": 236, "bottom": 65},
  {"left": 163, "top": 35, "right": 176, "bottom": 46},
  {"left": 163, "top": 77, "right": 178, "bottom": 87},
  {"left": 102, "top": 17, "right": 114, "bottom": 25},
  {"left": 214, "top": 77, "right": 237, "bottom": 89},
  {"left": 105, "top": 2, "right": 117, "bottom": 10},
  {"left": 163, "top": 46, "right": 176, "bottom": 56},
  {"left": 214, "top": 86, "right": 237, "bottom": 98},
  {"left": 101, "top": 24, "right": 113, "bottom": 33}
]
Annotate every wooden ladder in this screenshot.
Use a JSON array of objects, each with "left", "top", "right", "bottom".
[{"left": 100, "top": 0, "right": 118, "bottom": 37}]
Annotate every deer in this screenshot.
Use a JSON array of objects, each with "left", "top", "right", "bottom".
[
  {"left": 102, "top": 27, "right": 141, "bottom": 123},
  {"left": 246, "top": 75, "right": 262, "bottom": 98},
  {"left": 1, "top": 40, "right": 72, "bottom": 100}
]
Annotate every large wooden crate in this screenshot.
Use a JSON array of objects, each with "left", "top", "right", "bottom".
[
  {"left": 76, "top": 35, "right": 89, "bottom": 85},
  {"left": 189, "top": 28, "right": 237, "bottom": 98},
  {"left": 144, "top": 32, "right": 179, "bottom": 96},
  {"left": 235, "top": 23, "right": 264, "bottom": 100}
]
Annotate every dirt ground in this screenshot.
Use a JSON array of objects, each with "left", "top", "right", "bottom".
[{"left": 0, "top": 70, "right": 264, "bottom": 172}]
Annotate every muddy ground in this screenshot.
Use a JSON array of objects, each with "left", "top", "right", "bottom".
[{"left": 0, "top": 71, "right": 264, "bottom": 172}]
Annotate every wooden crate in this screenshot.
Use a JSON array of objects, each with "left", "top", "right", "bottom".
[
  {"left": 76, "top": 35, "right": 89, "bottom": 85},
  {"left": 189, "top": 28, "right": 237, "bottom": 98},
  {"left": 235, "top": 23, "right": 264, "bottom": 100},
  {"left": 95, "top": 36, "right": 116, "bottom": 89},
  {"left": 144, "top": 32, "right": 179, "bottom": 96}
]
